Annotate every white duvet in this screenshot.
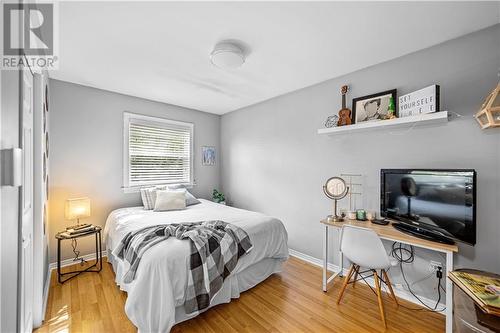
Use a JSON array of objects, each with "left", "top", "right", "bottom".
[{"left": 104, "top": 199, "right": 289, "bottom": 332}]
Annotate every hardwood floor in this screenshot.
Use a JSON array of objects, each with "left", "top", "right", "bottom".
[{"left": 35, "top": 257, "right": 444, "bottom": 332}]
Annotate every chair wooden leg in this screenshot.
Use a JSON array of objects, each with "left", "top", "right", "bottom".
[
  {"left": 336, "top": 264, "right": 355, "bottom": 305},
  {"left": 352, "top": 265, "right": 359, "bottom": 288},
  {"left": 374, "top": 270, "right": 387, "bottom": 328},
  {"left": 383, "top": 269, "right": 399, "bottom": 307}
]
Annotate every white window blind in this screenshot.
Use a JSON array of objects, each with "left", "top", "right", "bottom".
[{"left": 124, "top": 113, "right": 193, "bottom": 189}]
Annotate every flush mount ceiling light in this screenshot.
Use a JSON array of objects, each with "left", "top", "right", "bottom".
[{"left": 210, "top": 40, "right": 246, "bottom": 69}]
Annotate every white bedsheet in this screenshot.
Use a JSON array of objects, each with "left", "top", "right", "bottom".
[{"left": 104, "top": 199, "right": 288, "bottom": 332}]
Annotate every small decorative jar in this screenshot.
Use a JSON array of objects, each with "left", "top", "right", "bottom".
[
  {"left": 356, "top": 209, "right": 367, "bottom": 221},
  {"left": 366, "top": 211, "right": 376, "bottom": 221}
]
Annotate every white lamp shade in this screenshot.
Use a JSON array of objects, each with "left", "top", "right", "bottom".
[{"left": 65, "top": 197, "right": 91, "bottom": 220}]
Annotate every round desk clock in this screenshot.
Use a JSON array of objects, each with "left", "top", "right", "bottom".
[{"left": 323, "top": 176, "right": 349, "bottom": 222}]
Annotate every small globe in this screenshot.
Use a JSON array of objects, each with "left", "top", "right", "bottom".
[{"left": 324, "top": 115, "right": 339, "bottom": 128}]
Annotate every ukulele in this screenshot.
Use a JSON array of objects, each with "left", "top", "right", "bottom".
[{"left": 337, "top": 85, "right": 352, "bottom": 126}]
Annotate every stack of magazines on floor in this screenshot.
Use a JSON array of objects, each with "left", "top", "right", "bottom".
[{"left": 59, "top": 223, "right": 96, "bottom": 238}]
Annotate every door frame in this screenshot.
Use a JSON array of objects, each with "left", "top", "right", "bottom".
[
  {"left": 32, "top": 72, "right": 46, "bottom": 327},
  {"left": 18, "top": 59, "right": 35, "bottom": 333}
]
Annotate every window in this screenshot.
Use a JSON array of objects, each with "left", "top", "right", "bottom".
[{"left": 123, "top": 112, "right": 193, "bottom": 190}]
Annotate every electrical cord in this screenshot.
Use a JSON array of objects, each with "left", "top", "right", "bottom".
[
  {"left": 71, "top": 238, "right": 86, "bottom": 266},
  {"left": 390, "top": 242, "right": 446, "bottom": 312},
  {"left": 390, "top": 241, "right": 415, "bottom": 263}
]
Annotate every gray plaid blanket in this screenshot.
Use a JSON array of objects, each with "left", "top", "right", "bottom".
[{"left": 113, "top": 221, "right": 253, "bottom": 314}]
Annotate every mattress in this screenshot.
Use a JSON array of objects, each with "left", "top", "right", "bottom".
[{"left": 104, "top": 199, "right": 289, "bottom": 332}]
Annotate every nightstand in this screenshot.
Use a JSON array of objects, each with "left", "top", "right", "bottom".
[{"left": 55, "top": 226, "right": 103, "bottom": 283}]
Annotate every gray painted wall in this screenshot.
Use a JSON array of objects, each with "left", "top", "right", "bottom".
[
  {"left": 221, "top": 25, "right": 500, "bottom": 302},
  {"left": 48, "top": 80, "right": 221, "bottom": 262},
  {"left": 1, "top": 70, "right": 20, "bottom": 332}
]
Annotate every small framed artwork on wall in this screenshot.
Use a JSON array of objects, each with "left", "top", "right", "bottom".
[
  {"left": 202, "top": 146, "right": 216, "bottom": 166},
  {"left": 352, "top": 89, "right": 397, "bottom": 124}
]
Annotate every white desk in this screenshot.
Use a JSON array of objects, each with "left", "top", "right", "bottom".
[{"left": 321, "top": 218, "right": 458, "bottom": 333}]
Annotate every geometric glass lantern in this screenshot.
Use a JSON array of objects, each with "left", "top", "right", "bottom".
[{"left": 475, "top": 83, "right": 500, "bottom": 129}]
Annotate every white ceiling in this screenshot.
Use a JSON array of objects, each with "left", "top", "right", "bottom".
[{"left": 51, "top": 1, "right": 500, "bottom": 115}]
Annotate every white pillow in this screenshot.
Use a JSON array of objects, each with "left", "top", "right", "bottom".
[
  {"left": 141, "top": 185, "right": 200, "bottom": 210},
  {"left": 166, "top": 185, "right": 201, "bottom": 206},
  {"left": 154, "top": 190, "right": 187, "bottom": 211},
  {"left": 140, "top": 187, "right": 157, "bottom": 210}
]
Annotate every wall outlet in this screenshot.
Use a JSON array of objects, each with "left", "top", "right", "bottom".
[
  {"left": 429, "top": 260, "right": 442, "bottom": 272},
  {"left": 394, "top": 283, "right": 403, "bottom": 289}
]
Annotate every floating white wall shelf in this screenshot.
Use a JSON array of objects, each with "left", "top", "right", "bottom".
[{"left": 318, "top": 111, "right": 449, "bottom": 136}]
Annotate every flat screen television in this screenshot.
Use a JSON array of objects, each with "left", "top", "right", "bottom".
[{"left": 380, "top": 169, "right": 476, "bottom": 245}]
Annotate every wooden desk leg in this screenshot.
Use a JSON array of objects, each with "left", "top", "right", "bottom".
[
  {"left": 445, "top": 251, "right": 453, "bottom": 333},
  {"left": 323, "top": 225, "right": 328, "bottom": 292}
]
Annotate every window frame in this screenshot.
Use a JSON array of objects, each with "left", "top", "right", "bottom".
[{"left": 123, "top": 112, "right": 194, "bottom": 192}]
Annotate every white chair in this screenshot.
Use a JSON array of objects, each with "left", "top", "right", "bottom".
[{"left": 336, "top": 224, "right": 399, "bottom": 328}]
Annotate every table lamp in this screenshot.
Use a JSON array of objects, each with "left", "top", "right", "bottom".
[{"left": 65, "top": 197, "right": 91, "bottom": 225}]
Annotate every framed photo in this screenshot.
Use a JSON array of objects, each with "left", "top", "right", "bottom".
[
  {"left": 352, "top": 89, "right": 397, "bottom": 124},
  {"left": 202, "top": 146, "right": 216, "bottom": 166}
]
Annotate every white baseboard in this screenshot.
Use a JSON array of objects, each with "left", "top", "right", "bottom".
[
  {"left": 48, "top": 250, "right": 108, "bottom": 270},
  {"left": 288, "top": 248, "right": 445, "bottom": 311},
  {"left": 289, "top": 249, "right": 341, "bottom": 273}
]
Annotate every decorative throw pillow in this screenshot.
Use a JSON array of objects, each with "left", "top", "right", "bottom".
[
  {"left": 140, "top": 187, "right": 157, "bottom": 210},
  {"left": 154, "top": 190, "right": 187, "bottom": 211},
  {"left": 167, "top": 185, "right": 201, "bottom": 206},
  {"left": 141, "top": 185, "right": 200, "bottom": 210}
]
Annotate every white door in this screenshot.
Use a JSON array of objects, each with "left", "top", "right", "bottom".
[{"left": 20, "top": 68, "right": 34, "bottom": 333}]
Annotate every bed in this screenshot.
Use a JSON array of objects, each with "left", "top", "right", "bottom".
[{"left": 104, "top": 199, "right": 289, "bottom": 332}]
